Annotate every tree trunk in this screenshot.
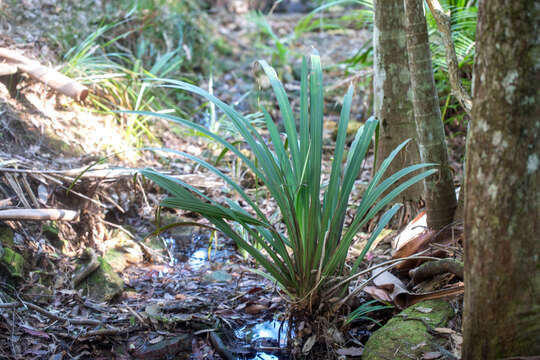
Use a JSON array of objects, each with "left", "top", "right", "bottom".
[
  {"left": 462, "top": 0, "right": 540, "bottom": 358},
  {"left": 373, "top": 0, "right": 423, "bottom": 223},
  {"left": 403, "top": 0, "right": 457, "bottom": 229}
]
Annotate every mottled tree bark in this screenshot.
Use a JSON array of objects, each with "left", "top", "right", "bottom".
[
  {"left": 373, "top": 0, "right": 423, "bottom": 222},
  {"left": 462, "top": 0, "right": 540, "bottom": 358},
  {"left": 404, "top": 0, "right": 457, "bottom": 229}
]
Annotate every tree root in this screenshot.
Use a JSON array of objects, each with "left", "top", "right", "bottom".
[{"left": 409, "top": 258, "right": 464, "bottom": 284}]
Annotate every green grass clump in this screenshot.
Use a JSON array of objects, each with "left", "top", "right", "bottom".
[
  {"left": 137, "top": 54, "right": 435, "bottom": 318},
  {"left": 59, "top": 0, "right": 213, "bottom": 147}
]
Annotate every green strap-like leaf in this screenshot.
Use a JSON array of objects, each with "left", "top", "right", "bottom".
[
  {"left": 257, "top": 60, "right": 301, "bottom": 179},
  {"left": 322, "top": 84, "right": 353, "bottom": 236}
]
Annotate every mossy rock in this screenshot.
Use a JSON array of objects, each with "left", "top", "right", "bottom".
[
  {"left": 104, "top": 231, "right": 144, "bottom": 272},
  {"left": 24, "top": 284, "right": 53, "bottom": 304},
  {"left": 330, "top": 120, "right": 364, "bottom": 142},
  {"left": 43, "top": 222, "right": 66, "bottom": 251},
  {"left": 0, "top": 247, "right": 24, "bottom": 278},
  {"left": 76, "top": 256, "right": 124, "bottom": 302},
  {"left": 363, "top": 300, "right": 454, "bottom": 360},
  {"left": 143, "top": 235, "right": 167, "bottom": 251},
  {"left": 104, "top": 248, "right": 128, "bottom": 273},
  {"left": 104, "top": 245, "right": 143, "bottom": 272},
  {"left": 44, "top": 129, "right": 83, "bottom": 156}
]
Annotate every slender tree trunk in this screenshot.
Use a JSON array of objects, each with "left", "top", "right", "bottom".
[
  {"left": 462, "top": 0, "right": 540, "bottom": 358},
  {"left": 403, "top": 0, "right": 457, "bottom": 229},
  {"left": 373, "top": 0, "right": 423, "bottom": 223}
]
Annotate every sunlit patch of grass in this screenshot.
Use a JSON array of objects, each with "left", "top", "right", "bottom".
[{"left": 57, "top": 0, "right": 214, "bottom": 148}]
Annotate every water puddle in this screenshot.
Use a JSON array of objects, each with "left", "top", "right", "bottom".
[
  {"left": 187, "top": 248, "right": 208, "bottom": 270},
  {"left": 234, "top": 320, "right": 290, "bottom": 359},
  {"left": 161, "top": 231, "right": 232, "bottom": 272}
]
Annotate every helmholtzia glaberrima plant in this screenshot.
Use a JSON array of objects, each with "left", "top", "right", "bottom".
[{"left": 135, "top": 54, "right": 435, "bottom": 316}]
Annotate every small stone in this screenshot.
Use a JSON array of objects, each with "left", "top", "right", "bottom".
[{"left": 203, "top": 270, "right": 232, "bottom": 283}]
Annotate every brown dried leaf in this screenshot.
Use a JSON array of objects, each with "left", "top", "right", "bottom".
[{"left": 245, "top": 303, "right": 267, "bottom": 315}]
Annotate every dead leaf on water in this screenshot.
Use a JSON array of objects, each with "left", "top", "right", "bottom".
[{"left": 245, "top": 303, "right": 268, "bottom": 314}]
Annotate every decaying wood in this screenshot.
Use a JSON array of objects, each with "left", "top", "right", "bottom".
[
  {"left": 425, "top": 0, "right": 472, "bottom": 116},
  {"left": 0, "top": 209, "right": 79, "bottom": 221},
  {"left": 0, "top": 47, "right": 88, "bottom": 101}
]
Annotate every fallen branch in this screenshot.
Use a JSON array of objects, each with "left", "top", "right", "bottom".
[
  {"left": 4, "top": 301, "right": 103, "bottom": 327},
  {"left": 0, "top": 63, "right": 17, "bottom": 76},
  {"left": 409, "top": 258, "right": 464, "bottom": 284},
  {"left": 0, "top": 209, "right": 79, "bottom": 221},
  {"left": 0, "top": 165, "right": 138, "bottom": 179},
  {"left": 0, "top": 47, "right": 88, "bottom": 101},
  {"left": 425, "top": 0, "right": 472, "bottom": 116},
  {"left": 209, "top": 331, "right": 235, "bottom": 360},
  {"left": 54, "top": 326, "right": 140, "bottom": 341},
  {"left": 72, "top": 248, "right": 100, "bottom": 287},
  {"left": 0, "top": 302, "right": 19, "bottom": 308},
  {"left": 79, "top": 327, "right": 124, "bottom": 338}
]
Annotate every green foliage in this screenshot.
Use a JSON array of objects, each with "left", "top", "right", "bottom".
[
  {"left": 59, "top": 0, "right": 213, "bottom": 146},
  {"left": 297, "top": 0, "right": 477, "bottom": 124},
  {"left": 427, "top": 1, "right": 476, "bottom": 125},
  {"left": 138, "top": 55, "right": 435, "bottom": 314},
  {"left": 346, "top": 300, "right": 392, "bottom": 325},
  {"left": 295, "top": 0, "right": 372, "bottom": 38},
  {"left": 249, "top": 12, "right": 291, "bottom": 67}
]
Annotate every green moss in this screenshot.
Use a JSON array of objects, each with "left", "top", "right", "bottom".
[
  {"left": 76, "top": 256, "right": 124, "bottom": 302},
  {"left": 103, "top": 248, "right": 125, "bottom": 269},
  {"left": 363, "top": 300, "right": 454, "bottom": 360},
  {"left": 43, "top": 222, "right": 66, "bottom": 250},
  {"left": 44, "top": 130, "right": 83, "bottom": 156},
  {"left": 143, "top": 235, "right": 166, "bottom": 251},
  {"left": 24, "top": 284, "right": 53, "bottom": 304},
  {"left": 0, "top": 247, "right": 24, "bottom": 278},
  {"left": 0, "top": 226, "right": 14, "bottom": 247}
]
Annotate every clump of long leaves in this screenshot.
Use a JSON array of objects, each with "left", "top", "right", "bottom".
[{"left": 139, "top": 54, "right": 435, "bottom": 314}]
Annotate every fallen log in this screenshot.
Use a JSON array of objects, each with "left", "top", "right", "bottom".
[{"left": 0, "top": 47, "right": 88, "bottom": 101}]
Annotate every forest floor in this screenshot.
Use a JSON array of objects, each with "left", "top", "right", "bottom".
[{"left": 0, "top": 2, "right": 465, "bottom": 359}]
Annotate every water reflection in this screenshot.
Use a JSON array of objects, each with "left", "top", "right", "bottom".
[
  {"left": 236, "top": 320, "right": 288, "bottom": 346},
  {"left": 188, "top": 248, "right": 207, "bottom": 270},
  {"left": 235, "top": 320, "right": 289, "bottom": 359},
  {"left": 252, "top": 353, "right": 279, "bottom": 360}
]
